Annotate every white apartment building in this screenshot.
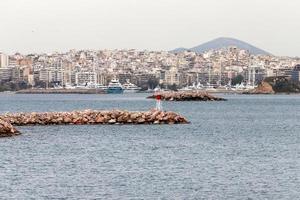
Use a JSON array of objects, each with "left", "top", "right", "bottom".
[
  {"left": 75, "top": 72, "right": 97, "bottom": 86},
  {"left": 49, "top": 61, "right": 64, "bottom": 83},
  {"left": 39, "top": 69, "right": 52, "bottom": 82},
  {"left": 0, "top": 53, "right": 9, "bottom": 68},
  {"left": 163, "top": 67, "right": 180, "bottom": 85}
]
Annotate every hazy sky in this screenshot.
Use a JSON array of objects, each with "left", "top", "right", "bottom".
[{"left": 1, "top": 0, "right": 300, "bottom": 56}]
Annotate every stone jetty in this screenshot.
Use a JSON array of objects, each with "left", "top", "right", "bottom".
[
  {"left": 147, "top": 91, "right": 226, "bottom": 101},
  {"left": 0, "top": 119, "right": 20, "bottom": 137},
  {"left": 0, "top": 109, "right": 189, "bottom": 129}
]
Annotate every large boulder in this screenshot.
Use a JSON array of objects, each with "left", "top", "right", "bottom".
[{"left": 0, "top": 119, "right": 20, "bottom": 137}]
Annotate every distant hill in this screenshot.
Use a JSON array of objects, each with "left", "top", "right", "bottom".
[
  {"left": 170, "top": 47, "right": 189, "bottom": 53},
  {"left": 171, "top": 37, "right": 271, "bottom": 55}
]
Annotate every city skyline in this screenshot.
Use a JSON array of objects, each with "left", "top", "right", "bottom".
[{"left": 1, "top": 0, "right": 300, "bottom": 56}]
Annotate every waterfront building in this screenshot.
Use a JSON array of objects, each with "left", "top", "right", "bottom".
[
  {"left": 0, "top": 53, "right": 9, "bottom": 68},
  {"left": 163, "top": 66, "right": 180, "bottom": 85},
  {"left": 291, "top": 64, "right": 300, "bottom": 82},
  {"left": 118, "top": 73, "right": 133, "bottom": 84},
  {"left": 266, "top": 69, "right": 275, "bottom": 77},
  {"left": 39, "top": 69, "right": 52, "bottom": 83},
  {"left": 49, "top": 60, "right": 64, "bottom": 84},
  {"left": 0, "top": 67, "right": 13, "bottom": 82},
  {"left": 136, "top": 73, "right": 158, "bottom": 88},
  {"left": 75, "top": 71, "right": 97, "bottom": 86},
  {"left": 96, "top": 72, "right": 107, "bottom": 85},
  {"left": 27, "top": 74, "right": 34, "bottom": 86}
]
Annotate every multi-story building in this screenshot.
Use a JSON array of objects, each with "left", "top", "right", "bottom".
[
  {"left": 291, "top": 65, "right": 300, "bottom": 82},
  {"left": 39, "top": 68, "right": 52, "bottom": 82},
  {"left": 0, "top": 53, "right": 9, "bottom": 68},
  {"left": 162, "top": 67, "right": 180, "bottom": 85},
  {"left": 96, "top": 72, "right": 107, "bottom": 85},
  {"left": 0, "top": 67, "right": 13, "bottom": 82},
  {"left": 118, "top": 73, "right": 133, "bottom": 84},
  {"left": 49, "top": 60, "right": 64, "bottom": 84},
  {"left": 75, "top": 71, "right": 97, "bottom": 86}
]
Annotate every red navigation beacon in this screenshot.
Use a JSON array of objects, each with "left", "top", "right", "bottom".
[
  {"left": 155, "top": 93, "right": 162, "bottom": 111},
  {"left": 156, "top": 94, "right": 161, "bottom": 100}
]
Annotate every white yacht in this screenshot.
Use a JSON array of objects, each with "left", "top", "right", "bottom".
[
  {"left": 107, "top": 79, "right": 124, "bottom": 94},
  {"left": 122, "top": 80, "right": 141, "bottom": 93}
]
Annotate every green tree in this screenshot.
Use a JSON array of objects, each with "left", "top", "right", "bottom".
[
  {"left": 231, "top": 75, "right": 244, "bottom": 85},
  {"left": 147, "top": 78, "right": 159, "bottom": 89}
]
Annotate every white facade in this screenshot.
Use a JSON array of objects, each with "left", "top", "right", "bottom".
[
  {"left": 97, "top": 73, "right": 107, "bottom": 85},
  {"left": 39, "top": 69, "right": 52, "bottom": 82},
  {"left": 164, "top": 67, "right": 180, "bottom": 85},
  {"left": 0, "top": 53, "right": 9, "bottom": 68},
  {"left": 49, "top": 61, "right": 64, "bottom": 83},
  {"left": 266, "top": 69, "right": 274, "bottom": 77},
  {"left": 75, "top": 72, "right": 97, "bottom": 85}
]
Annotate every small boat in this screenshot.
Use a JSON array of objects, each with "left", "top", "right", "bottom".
[
  {"left": 65, "top": 83, "right": 76, "bottom": 89},
  {"left": 107, "top": 79, "right": 124, "bottom": 94},
  {"left": 122, "top": 80, "right": 141, "bottom": 93},
  {"left": 179, "top": 82, "right": 204, "bottom": 91},
  {"left": 234, "top": 82, "right": 255, "bottom": 91}
]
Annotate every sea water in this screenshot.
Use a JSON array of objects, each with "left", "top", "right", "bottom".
[{"left": 0, "top": 93, "right": 299, "bottom": 199}]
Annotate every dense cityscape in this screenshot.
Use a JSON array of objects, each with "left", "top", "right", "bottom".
[{"left": 1, "top": 46, "right": 300, "bottom": 91}]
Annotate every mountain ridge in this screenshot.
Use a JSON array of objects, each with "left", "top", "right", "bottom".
[{"left": 171, "top": 37, "right": 271, "bottom": 55}]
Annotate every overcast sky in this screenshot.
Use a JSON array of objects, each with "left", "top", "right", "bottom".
[{"left": 1, "top": 0, "right": 299, "bottom": 56}]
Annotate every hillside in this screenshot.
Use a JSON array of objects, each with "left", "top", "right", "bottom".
[{"left": 171, "top": 37, "right": 271, "bottom": 55}]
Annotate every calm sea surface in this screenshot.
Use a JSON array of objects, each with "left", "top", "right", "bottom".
[{"left": 0, "top": 93, "right": 300, "bottom": 199}]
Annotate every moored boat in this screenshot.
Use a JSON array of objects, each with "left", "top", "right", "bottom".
[
  {"left": 122, "top": 80, "right": 141, "bottom": 93},
  {"left": 107, "top": 79, "right": 124, "bottom": 94}
]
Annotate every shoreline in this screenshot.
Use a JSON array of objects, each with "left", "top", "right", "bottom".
[
  {"left": 1, "top": 89, "right": 300, "bottom": 95},
  {"left": 15, "top": 88, "right": 106, "bottom": 94}
]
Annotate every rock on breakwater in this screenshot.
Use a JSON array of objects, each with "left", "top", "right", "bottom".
[
  {"left": 147, "top": 91, "right": 226, "bottom": 101},
  {"left": 0, "top": 119, "right": 20, "bottom": 137},
  {"left": 0, "top": 109, "right": 189, "bottom": 127}
]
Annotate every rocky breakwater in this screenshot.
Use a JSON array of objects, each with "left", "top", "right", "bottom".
[
  {"left": 243, "top": 81, "right": 275, "bottom": 94},
  {"left": 0, "top": 119, "right": 20, "bottom": 137},
  {"left": 0, "top": 109, "right": 189, "bottom": 127},
  {"left": 147, "top": 91, "right": 226, "bottom": 101}
]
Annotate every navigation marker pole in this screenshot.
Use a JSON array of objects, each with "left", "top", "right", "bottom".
[{"left": 155, "top": 94, "right": 162, "bottom": 111}]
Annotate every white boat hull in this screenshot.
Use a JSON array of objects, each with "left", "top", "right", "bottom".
[{"left": 123, "top": 89, "right": 140, "bottom": 93}]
